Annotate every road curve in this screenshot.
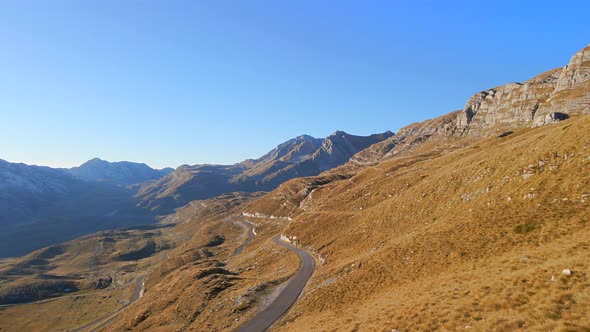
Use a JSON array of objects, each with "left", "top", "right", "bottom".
[
  {"left": 233, "top": 220, "right": 256, "bottom": 256},
  {"left": 234, "top": 236, "right": 315, "bottom": 332},
  {"left": 72, "top": 275, "right": 144, "bottom": 332}
]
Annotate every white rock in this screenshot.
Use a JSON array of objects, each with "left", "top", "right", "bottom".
[{"left": 562, "top": 269, "right": 572, "bottom": 276}]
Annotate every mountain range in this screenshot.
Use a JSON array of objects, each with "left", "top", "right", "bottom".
[
  {"left": 0, "top": 159, "right": 157, "bottom": 257},
  {"left": 102, "top": 44, "right": 589, "bottom": 331},
  {"left": 0, "top": 44, "right": 589, "bottom": 331},
  {"left": 0, "top": 130, "right": 392, "bottom": 257},
  {"left": 135, "top": 130, "right": 393, "bottom": 213},
  {"left": 66, "top": 158, "right": 173, "bottom": 185}
]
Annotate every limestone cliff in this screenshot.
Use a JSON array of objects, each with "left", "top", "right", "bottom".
[{"left": 351, "top": 44, "right": 590, "bottom": 164}]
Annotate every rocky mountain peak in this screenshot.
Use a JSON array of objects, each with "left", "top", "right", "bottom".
[
  {"left": 297, "top": 134, "right": 316, "bottom": 140},
  {"left": 454, "top": 44, "right": 590, "bottom": 133},
  {"left": 86, "top": 157, "right": 106, "bottom": 163},
  {"left": 350, "top": 44, "right": 590, "bottom": 165},
  {"left": 554, "top": 44, "right": 590, "bottom": 92},
  {"left": 328, "top": 130, "right": 348, "bottom": 138},
  {"left": 136, "top": 130, "right": 393, "bottom": 213},
  {"left": 68, "top": 158, "right": 170, "bottom": 185},
  {"left": 314, "top": 130, "right": 394, "bottom": 171},
  {"left": 252, "top": 134, "right": 323, "bottom": 164}
]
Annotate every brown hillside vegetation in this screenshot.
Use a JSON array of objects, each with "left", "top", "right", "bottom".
[
  {"left": 89, "top": 115, "right": 590, "bottom": 332},
  {"left": 2, "top": 46, "right": 590, "bottom": 332},
  {"left": 135, "top": 131, "right": 393, "bottom": 214},
  {"left": 266, "top": 115, "right": 590, "bottom": 331},
  {"left": 102, "top": 193, "right": 302, "bottom": 331},
  {"left": 0, "top": 226, "right": 177, "bottom": 331}
]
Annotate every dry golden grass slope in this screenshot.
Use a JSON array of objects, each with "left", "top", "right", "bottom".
[
  {"left": 3, "top": 119, "right": 589, "bottom": 332},
  {"left": 3, "top": 47, "right": 590, "bottom": 332},
  {"left": 86, "top": 115, "right": 590, "bottom": 332},
  {"left": 101, "top": 192, "right": 301, "bottom": 332},
  {"left": 3, "top": 117, "right": 587, "bottom": 332},
  {"left": 254, "top": 115, "right": 590, "bottom": 331},
  {"left": 0, "top": 191, "right": 298, "bottom": 332},
  {"left": 0, "top": 226, "right": 177, "bottom": 331}
]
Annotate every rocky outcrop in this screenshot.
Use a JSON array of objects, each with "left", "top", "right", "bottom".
[
  {"left": 535, "top": 45, "right": 590, "bottom": 122},
  {"left": 455, "top": 70, "right": 560, "bottom": 135},
  {"left": 458, "top": 45, "right": 590, "bottom": 133},
  {"left": 536, "top": 112, "right": 570, "bottom": 126},
  {"left": 350, "top": 44, "right": 590, "bottom": 165},
  {"left": 350, "top": 111, "right": 461, "bottom": 164},
  {"left": 554, "top": 45, "right": 590, "bottom": 92},
  {"left": 247, "top": 135, "right": 323, "bottom": 165},
  {"left": 93, "top": 275, "right": 113, "bottom": 289},
  {"left": 311, "top": 131, "right": 394, "bottom": 171}
]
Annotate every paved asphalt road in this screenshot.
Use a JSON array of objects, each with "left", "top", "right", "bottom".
[
  {"left": 234, "top": 220, "right": 256, "bottom": 256},
  {"left": 234, "top": 236, "right": 315, "bottom": 332},
  {"left": 72, "top": 275, "right": 144, "bottom": 332}
]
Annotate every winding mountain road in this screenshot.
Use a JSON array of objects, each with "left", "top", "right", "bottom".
[
  {"left": 73, "top": 275, "right": 145, "bottom": 332},
  {"left": 76, "top": 220, "right": 313, "bottom": 331},
  {"left": 234, "top": 236, "right": 315, "bottom": 332},
  {"left": 233, "top": 220, "right": 256, "bottom": 256}
]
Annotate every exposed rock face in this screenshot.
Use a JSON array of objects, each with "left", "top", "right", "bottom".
[
  {"left": 351, "top": 44, "right": 590, "bottom": 165},
  {"left": 313, "top": 131, "right": 394, "bottom": 171},
  {"left": 93, "top": 275, "right": 113, "bottom": 289},
  {"left": 538, "top": 112, "right": 570, "bottom": 126},
  {"left": 249, "top": 135, "right": 324, "bottom": 165},
  {"left": 136, "top": 131, "right": 393, "bottom": 214},
  {"left": 536, "top": 45, "right": 590, "bottom": 121},
  {"left": 350, "top": 111, "right": 462, "bottom": 165},
  {"left": 458, "top": 45, "right": 590, "bottom": 132},
  {"left": 554, "top": 45, "right": 590, "bottom": 92},
  {"left": 456, "top": 70, "right": 560, "bottom": 135}
]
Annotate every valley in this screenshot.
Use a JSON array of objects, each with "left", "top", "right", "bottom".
[
  {"left": 1, "top": 44, "right": 589, "bottom": 331},
  {"left": 2, "top": 117, "right": 588, "bottom": 330}
]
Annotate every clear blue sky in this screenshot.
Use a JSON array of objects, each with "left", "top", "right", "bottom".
[{"left": 1, "top": 1, "right": 589, "bottom": 169}]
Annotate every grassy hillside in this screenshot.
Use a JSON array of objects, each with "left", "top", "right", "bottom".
[
  {"left": 134, "top": 131, "right": 393, "bottom": 214},
  {"left": 266, "top": 115, "right": 590, "bottom": 331},
  {"left": 95, "top": 116, "right": 590, "bottom": 332},
  {"left": 3, "top": 116, "right": 588, "bottom": 331},
  {"left": 0, "top": 225, "right": 177, "bottom": 330}
]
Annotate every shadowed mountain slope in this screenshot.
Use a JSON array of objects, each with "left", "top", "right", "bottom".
[
  {"left": 0, "top": 159, "right": 154, "bottom": 258},
  {"left": 259, "top": 114, "right": 590, "bottom": 331},
  {"left": 3, "top": 44, "right": 590, "bottom": 332},
  {"left": 135, "top": 131, "right": 393, "bottom": 214}
]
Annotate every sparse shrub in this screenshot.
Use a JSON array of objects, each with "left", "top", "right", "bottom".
[{"left": 514, "top": 222, "right": 538, "bottom": 234}]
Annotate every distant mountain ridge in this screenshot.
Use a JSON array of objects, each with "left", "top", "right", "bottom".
[
  {"left": 135, "top": 130, "right": 394, "bottom": 213},
  {"left": 0, "top": 159, "right": 154, "bottom": 257},
  {"left": 0, "top": 131, "right": 392, "bottom": 257},
  {"left": 67, "top": 158, "right": 173, "bottom": 185},
  {"left": 0, "top": 159, "right": 75, "bottom": 223},
  {"left": 4, "top": 43, "right": 590, "bottom": 332}
]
